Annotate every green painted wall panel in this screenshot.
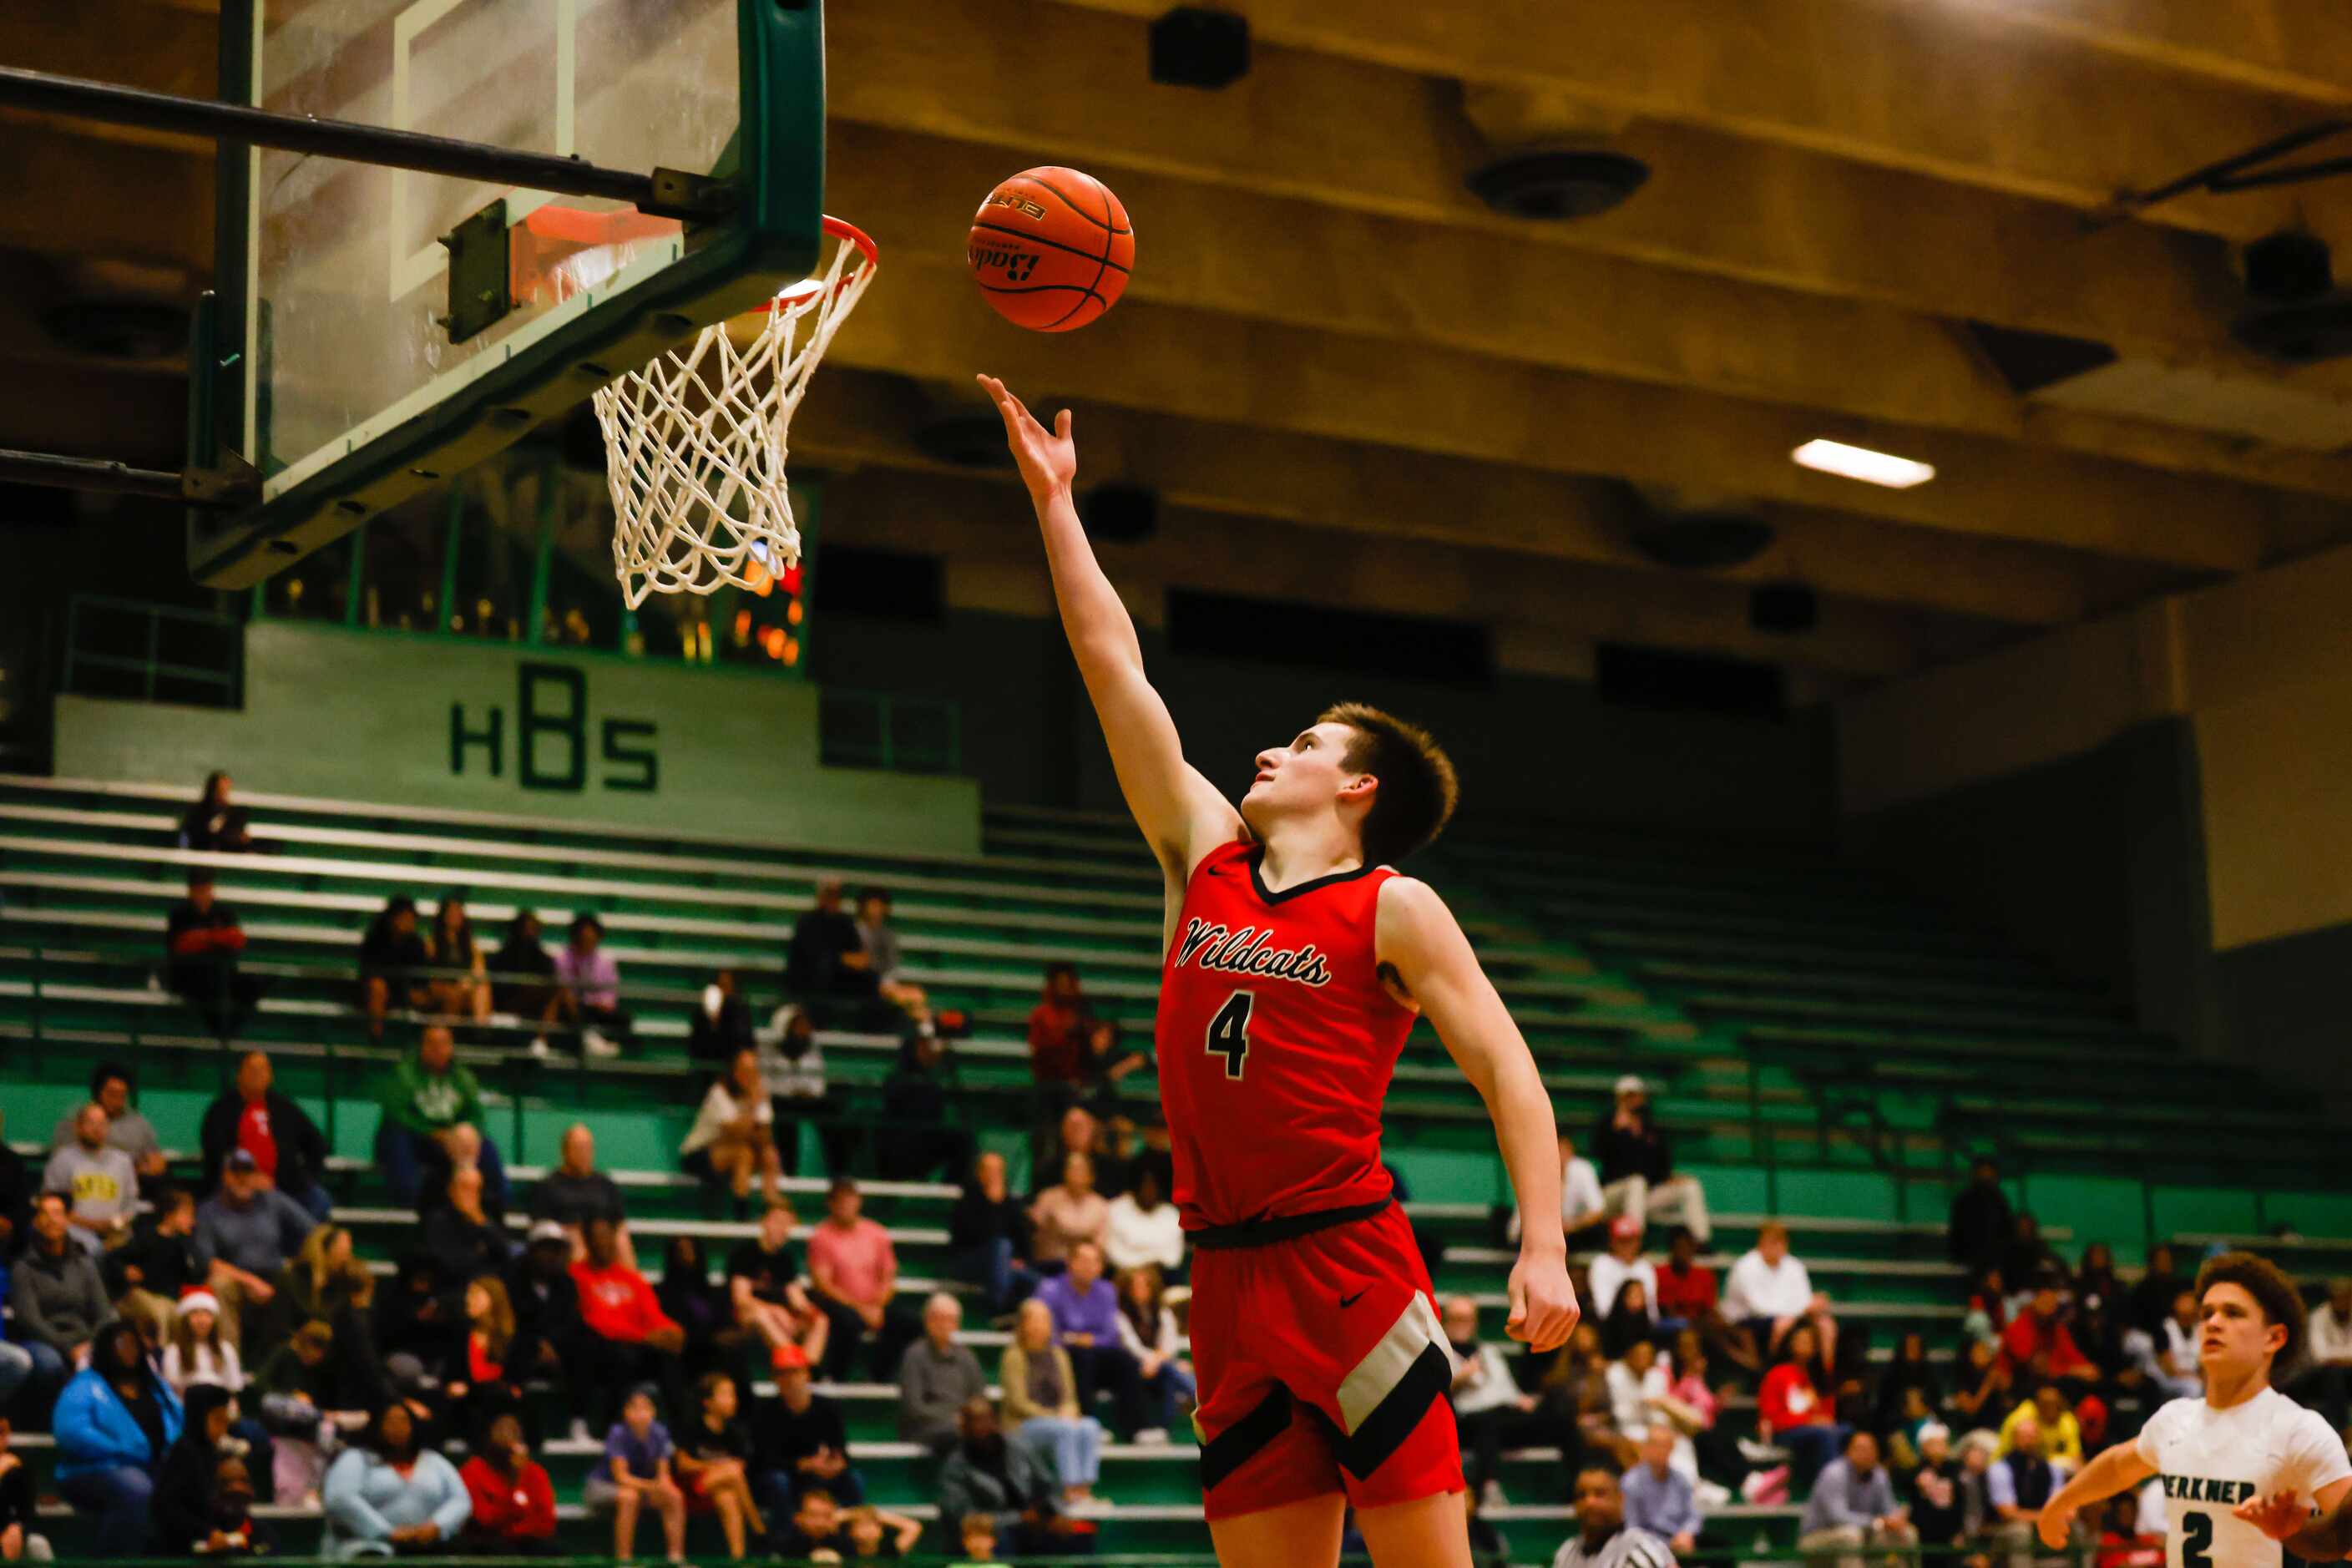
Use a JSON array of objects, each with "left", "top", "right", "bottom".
[{"left": 53, "top": 622, "right": 979, "bottom": 857}]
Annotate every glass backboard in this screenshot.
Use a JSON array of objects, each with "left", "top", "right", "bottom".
[{"left": 190, "top": 0, "right": 827, "bottom": 589}]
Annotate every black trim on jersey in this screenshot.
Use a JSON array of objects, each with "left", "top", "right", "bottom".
[
  {"left": 1190, "top": 1197, "right": 1392, "bottom": 1252},
  {"left": 1338, "top": 1340, "right": 1453, "bottom": 1479},
  {"left": 1247, "top": 847, "right": 1380, "bottom": 906},
  {"left": 1200, "top": 1386, "right": 1293, "bottom": 1493}
]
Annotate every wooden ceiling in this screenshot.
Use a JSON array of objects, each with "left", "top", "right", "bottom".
[{"left": 8, "top": 0, "right": 2352, "bottom": 692}]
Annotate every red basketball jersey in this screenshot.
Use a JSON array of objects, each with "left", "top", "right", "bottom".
[{"left": 1156, "top": 838, "right": 1418, "bottom": 1231}]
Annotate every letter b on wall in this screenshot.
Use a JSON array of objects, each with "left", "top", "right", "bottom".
[{"left": 520, "top": 663, "right": 588, "bottom": 792}]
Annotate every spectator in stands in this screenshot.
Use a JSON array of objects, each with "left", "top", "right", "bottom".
[
  {"left": 1029, "top": 1151, "right": 1110, "bottom": 1273},
  {"left": 322, "top": 1399, "right": 472, "bottom": 1559},
  {"left": 374, "top": 1254, "right": 463, "bottom": 1402},
  {"left": 1517, "top": 1131, "right": 1609, "bottom": 1250},
  {"left": 878, "top": 1031, "right": 974, "bottom": 1186},
  {"left": 769, "top": 1487, "right": 847, "bottom": 1559},
  {"left": 180, "top": 771, "right": 256, "bottom": 853},
  {"left": 1998, "top": 1383, "right": 2084, "bottom": 1471},
  {"left": 650, "top": 1236, "right": 731, "bottom": 1382},
  {"left": 489, "top": 911, "right": 559, "bottom": 1044},
  {"left": 1986, "top": 1414, "right": 2060, "bottom": 1566},
  {"left": 255, "top": 1320, "right": 348, "bottom": 1505},
  {"left": 590, "top": 1386, "right": 686, "bottom": 1564},
  {"left": 900, "top": 1293, "right": 988, "bottom": 1454},
  {"left": 573, "top": 1216, "right": 688, "bottom": 1431},
  {"left": 1445, "top": 1295, "right": 1558, "bottom": 1507},
  {"left": 149, "top": 1383, "right": 247, "bottom": 1559},
  {"left": 424, "top": 894, "right": 493, "bottom": 1024},
  {"left": 1798, "top": 1429, "right": 1915, "bottom": 1568},
  {"left": 0, "top": 1414, "right": 50, "bottom": 1563},
  {"left": 55, "top": 1321, "right": 184, "bottom": 1556},
  {"left": 51, "top": 1063, "right": 169, "bottom": 1184},
  {"left": 787, "top": 878, "right": 878, "bottom": 1019},
  {"left": 2147, "top": 1288, "right": 2202, "bottom": 1399},
  {"left": 807, "top": 1178, "right": 908, "bottom": 1382},
  {"left": 761, "top": 1004, "right": 843, "bottom": 1178},
  {"left": 682, "top": 1046, "right": 784, "bottom": 1211},
  {"left": 2298, "top": 1279, "right": 2352, "bottom": 1431},
  {"left": 457, "top": 1412, "right": 557, "bottom": 1556},
  {"left": 1105, "top": 1162, "right": 1183, "bottom": 1280},
  {"left": 1552, "top": 1465, "right": 1675, "bottom": 1568},
  {"left": 2097, "top": 1350, "right": 2157, "bottom": 1456},
  {"left": 1624, "top": 1424, "right": 1702, "bottom": 1556},
  {"left": 1001, "top": 1298, "right": 1106, "bottom": 1512},
  {"left": 1078, "top": 1019, "right": 1147, "bottom": 1121},
  {"left": 1037, "top": 1240, "right": 1144, "bottom": 1439},
  {"left": 1112, "top": 1262, "right": 1191, "bottom": 1442},
  {"left": 1591, "top": 1216, "right": 1659, "bottom": 1328},
  {"left": 164, "top": 873, "right": 263, "bottom": 1043},
  {"left": 938, "top": 1398, "right": 1055, "bottom": 1555},
  {"left": 45, "top": 1102, "right": 138, "bottom": 1251},
  {"left": 1664, "top": 1328, "right": 1727, "bottom": 1482},
  {"left": 676, "top": 1372, "right": 766, "bottom": 1560},
  {"left": 1600, "top": 1278, "right": 1657, "bottom": 1360},
  {"left": 200, "top": 1050, "right": 333, "bottom": 1222},
  {"left": 1874, "top": 1332, "right": 1943, "bottom": 1437},
  {"left": 554, "top": 913, "right": 630, "bottom": 1059},
  {"left": 108, "top": 1181, "right": 211, "bottom": 1343},
  {"left": 0, "top": 1124, "right": 28, "bottom": 1263},
  {"left": 422, "top": 1166, "right": 508, "bottom": 1283},
  {"left": 689, "top": 969, "right": 757, "bottom": 1067},
  {"left": 1722, "top": 1222, "right": 1836, "bottom": 1368},
  {"left": 160, "top": 1290, "right": 246, "bottom": 1404},
  {"left": 725, "top": 1201, "right": 828, "bottom": 1370},
  {"left": 1025, "top": 963, "right": 1089, "bottom": 1091},
  {"left": 529, "top": 1123, "right": 632, "bottom": 1268},
  {"left": 1903, "top": 1422, "right": 1970, "bottom": 1553},
  {"left": 375, "top": 1024, "right": 509, "bottom": 1211},
  {"left": 198, "top": 1149, "right": 315, "bottom": 1342},
  {"left": 756, "top": 1344, "right": 862, "bottom": 1510},
  {"left": 1608, "top": 1338, "right": 1677, "bottom": 1459},
  {"left": 2001, "top": 1270, "right": 2098, "bottom": 1385},
  {"left": 2129, "top": 1245, "right": 2184, "bottom": 1335},
  {"left": 261, "top": 1226, "right": 383, "bottom": 1411},
  {"left": 1594, "top": 1076, "right": 1712, "bottom": 1243},
  {"left": 1034, "top": 1103, "right": 1125, "bottom": 1207},
  {"left": 846, "top": 1505, "right": 926, "bottom": 1560},
  {"left": 951, "top": 1151, "right": 1039, "bottom": 1314},
  {"left": 0, "top": 1335, "right": 40, "bottom": 1433},
  {"left": 1759, "top": 1321, "right": 1846, "bottom": 1489},
  {"left": 12, "top": 1193, "right": 104, "bottom": 1408},
  {"left": 504, "top": 1226, "right": 592, "bottom": 1428},
  {"left": 855, "top": 888, "right": 932, "bottom": 1031},
  {"left": 1948, "top": 1156, "right": 2015, "bottom": 1276},
  {"left": 358, "top": 895, "right": 432, "bottom": 1043},
  {"left": 2001, "top": 1212, "right": 2061, "bottom": 1292},
  {"left": 1950, "top": 1337, "right": 2016, "bottom": 1430}
]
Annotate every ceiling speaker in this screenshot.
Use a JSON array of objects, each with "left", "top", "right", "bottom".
[
  {"left": 1467, "top": 147, "right": 1649, "bottom": 221},
  {"left": 1150, "top": 8, "right": 1250, "bottom": 89}
]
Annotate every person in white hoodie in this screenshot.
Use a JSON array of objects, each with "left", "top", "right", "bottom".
[{"left": 1103, "top": 1164, "right": 1184, "bottom": 1278}]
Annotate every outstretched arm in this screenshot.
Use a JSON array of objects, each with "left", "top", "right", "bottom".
[
  {"left": 1377, "top": 875, "right": 1578, "bottom": 1352},
  {"left": 979, "top": 376, "right": 1239, "bottom": 882},
  {"left": 2037, "top": 1444, "right": 2156, "bottom": 1547}
]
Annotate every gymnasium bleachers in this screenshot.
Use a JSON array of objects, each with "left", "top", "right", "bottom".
[{"left": 7, "top": 773, "right": 2352, "bottom": 1562}]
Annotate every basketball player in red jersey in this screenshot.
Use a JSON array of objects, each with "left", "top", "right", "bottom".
[{"left": 981, "top": 375, "right": 1581, "bottom": 1568}]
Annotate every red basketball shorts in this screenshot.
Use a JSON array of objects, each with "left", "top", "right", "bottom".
[{"left": 1186, "top": 1200, "right": 1464, "bottom": 1520}]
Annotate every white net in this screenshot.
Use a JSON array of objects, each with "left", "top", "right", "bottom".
[{"left": 591, "top": 220, "right": 878, "bottom": 608}]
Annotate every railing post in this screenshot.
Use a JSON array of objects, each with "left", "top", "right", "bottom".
[{"left": 145, "top": 608, "right": 161, "bottom": 700}]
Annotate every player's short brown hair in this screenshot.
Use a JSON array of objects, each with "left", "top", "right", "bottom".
[
  {"left": 2195, "top": 1250, "right": 2307, "bottom": 1371},
  {"left": 1319, "top": 702, "right": 1458, "bottom": 866}
]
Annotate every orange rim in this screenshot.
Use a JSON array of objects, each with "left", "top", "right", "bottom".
[{"left": 761, "top": 215, "right": 880, "bottom": 313}]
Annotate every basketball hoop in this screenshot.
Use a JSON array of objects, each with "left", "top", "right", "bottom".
[{"left": 590, "top": 216, "right": 878, "bottom": 608}]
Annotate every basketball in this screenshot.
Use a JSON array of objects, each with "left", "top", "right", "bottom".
[{"left": 968, "top": 167, "right": 1136, "bottom": 332}]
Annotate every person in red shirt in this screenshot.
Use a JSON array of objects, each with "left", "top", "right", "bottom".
[
  {"left": 2001, "top": 1272, "right": 2098, "bottom": 1386},
  {"left": 1759, "top": 1321, "right": 1849, "bottom": 1488},
  {"left": 459, "top": 1413, "right": 558, "bottom": 1555},
  {"left": 165, "top": 870, "right": 261, "bottom": 1041},
  {"left": 1025, "top": 964, "right": 1089, "bottom": 1087},
  {"left": 572, "top": 1215, "right": 687, "bottom": 1429}
]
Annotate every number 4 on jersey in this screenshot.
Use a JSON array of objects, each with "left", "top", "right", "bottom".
[{"left": 1206, "top": 991, "right": 1253, "bottom": 1080}]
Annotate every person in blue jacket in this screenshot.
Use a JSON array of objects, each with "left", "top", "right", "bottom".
[
  {"left": 322, "top": 1399, "right": 472, "bottom": 1559},
  {"left": 53, "top": 1320, "right": 185, "bottom": 1555}
]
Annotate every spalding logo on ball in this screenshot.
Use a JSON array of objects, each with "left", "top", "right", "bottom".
[{"left": 968, "top": 167, "right": 1135, "bottom": 332}]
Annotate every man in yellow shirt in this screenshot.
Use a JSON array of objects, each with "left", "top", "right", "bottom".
[{"left": 1999, "top": 1385, "right": 2084, "bottom": 1473}]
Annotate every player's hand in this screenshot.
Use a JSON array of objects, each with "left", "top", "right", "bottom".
[
  {"left": 977, "top": 374, "right": 1078, "bottom": 503},
  {"left": 1505, "top": 1250, "right": 1579, "bottom": 1353},
  {"left": 2235, "top": 1490, "right": 2309, "bottom": 1543},
  {"left": 2036, "top": 1501, "right": 2074, "bottom": 1550}
]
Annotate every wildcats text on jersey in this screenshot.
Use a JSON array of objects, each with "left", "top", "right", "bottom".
[{"left": 1175, "top": 918, "right": 1335, "bottom": 989}]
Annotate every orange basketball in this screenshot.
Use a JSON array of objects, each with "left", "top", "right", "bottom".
[{"left": 968, "top": 167, "right": 1136, "bottom": 332}]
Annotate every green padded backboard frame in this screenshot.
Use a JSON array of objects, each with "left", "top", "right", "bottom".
[{"left": 189, "top": 0, "right": 827, "bottom": 589}]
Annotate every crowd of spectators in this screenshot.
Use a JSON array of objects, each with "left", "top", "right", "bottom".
[{"left": 12, "top": 770, "right": 2349, "bottom": 1566}]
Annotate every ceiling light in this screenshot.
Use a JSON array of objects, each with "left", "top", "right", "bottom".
[{"left": 1791, "top": 438, "right": 1936, "bottom": 489}]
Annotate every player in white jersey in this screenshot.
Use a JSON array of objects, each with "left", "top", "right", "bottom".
[{"left": 2036, "top": 1252, "right": 2352, "bottom": 1568}]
